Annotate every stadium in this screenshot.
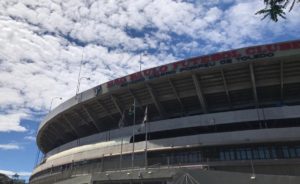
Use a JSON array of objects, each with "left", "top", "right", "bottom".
[{"left": 30, "top": 40, "right": 300, "bottom": 184}]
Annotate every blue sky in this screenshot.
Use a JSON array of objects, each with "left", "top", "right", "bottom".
[{"left": 0, "top": 0, "right": 299, "bottom": 181}]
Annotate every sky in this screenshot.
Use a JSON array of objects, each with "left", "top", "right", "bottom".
[{"left": 0, "top": 0, "right": 299, "bottom": 181}]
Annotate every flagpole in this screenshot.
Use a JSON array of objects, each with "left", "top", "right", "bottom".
[
  {"left": 131, "top": 99, "right": 136, "bottom": 169},
  {"left": 118, "top": 110, "right": 125, "bottom": 170},
  {"left": 120, "top": 137, "right": 123, "bottom": 170},
  {"left": 145, "top": 117, "right": 148, "bottom": 169},
  {"left": 142, "top": 106, "right": 148, "bottom": 169}
]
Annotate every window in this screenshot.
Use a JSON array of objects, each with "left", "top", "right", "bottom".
[
  {"left": 235, "top": 149, "right": 241, "bottom": 160},
  {"left": 296, "top": 146, "right": 300, "bottom": 157},
  {"left": 289, "top": 147, "right": 296, "bottom": 158},
  {"left": 220, "top": 150, "right": 225, "bottom": 161},
  {"left": 264, "top": 148, "right": 271, "bottom": 159},
  {"left": 246, "top": 148, "right": 252, "bottom": 159},
  {"left": 271, "top": 147, "right": 277, "bottom": 159},
  {"left": 282, "top": 146, "right": 290, "bottom": 158},
  {"left": 198, "top": 151, "right": 202, "bottom": 162},
  {"left": 190, "top": 152, "right": 196, "bottom": 162},
  {"left": 253, "top": 148, "right": 260, "bottom": 159},
  {"left": 230, "top": 150, "right": 235, "bottom": 160},
  {"left": 241, "top": 149, "right": 247, "bottom": 160},
  {"left": 225, "top": 150, "right": 231, "bottom": 160},
  {"left": 259, "top": 147, "right": 265, "bottom": 159}
]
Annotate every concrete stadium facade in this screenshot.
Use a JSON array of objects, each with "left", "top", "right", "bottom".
[{"left": 30, "top": 40, "right": 300, "bottom": 184}]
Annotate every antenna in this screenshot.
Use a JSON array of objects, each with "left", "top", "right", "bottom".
[
  {"left": 76, "top": 47, "right": 85, "bottom": 95},
  {"left": 139, "top": 52, "right": 147, "bottom": 72}
]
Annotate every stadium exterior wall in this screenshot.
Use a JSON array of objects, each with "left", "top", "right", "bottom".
[{"left": 30, "top": 40, "right": 300, "bottom": 184}]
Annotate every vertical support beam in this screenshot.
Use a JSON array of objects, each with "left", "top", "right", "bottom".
[
  {"left": 73, "top": 110, "right": 90, "bottom": 126},
  {"left": 74, "top": 110, "right": 102, "bottom": 132},
  {"left": 220, "top": 69, "right": 232, "bottom": 108},
  {"left": 192, "top": 74, "right": 208, "bottom": 113},
  {"left": 249, "top": 63, "right": 259, "bottom": 107},
  {"left": 280, "top": 60, "right": 284, "bottom": 102},
  {"left": 145, "top": 83, "right": 165, "bottom": 117},
  {"left": 62, "top": 115, "right": 80, "bottom": 137},
  {"left": 95, "top": 100, "right": 115, "bottom": 121},
  {"left": 43, "top": 132, "right": 56, "bottom": 144},
  {"left": 168, "top": 78, "right": 185, "bottom": 113},
  {"left": 111, "top": 95, "right": 123, "bottom": 116},
  {"left": 48, "top": 125, "right": 64, "bottom": 143},
  {"left": 82, "top": 104, "right": 102, "bottom": 132}
]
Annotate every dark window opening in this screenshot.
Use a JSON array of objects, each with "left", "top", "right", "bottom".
[{"left": 131, "top": 118, "right": 300, "bottom": 143}]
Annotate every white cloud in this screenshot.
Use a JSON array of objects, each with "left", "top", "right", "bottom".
[
  {"left": 0, "top": 169, "right": 31, "bottom": 177},
  {"left": 204, "top": 7, "right": 223, "bottom": 23},
  {"left": 0, "top": 143, "right": 21, "bottom": 150},
  {"left": 0, "top": 113, "right": 27, "bottom": 132},
  {"left": 0, "top": 0, "right": 299, "bottom": 133},
  {"left": 24, "top": 135, "right": 36, "bottom": 141}
]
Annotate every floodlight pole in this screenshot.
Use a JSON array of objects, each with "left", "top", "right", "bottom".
[
  {"left": 75, "top": 48, "right": 91, "bottom": 96},
  {"left": 49, "top": 97, "right": 63, "bottom": 112},
  {"left": 35, "top": 96, "right": 62, "bottom": 168},
  {"left": 139, "top": 54, "right": 142, "bottom": 72},
  {"left": 139, "top": 52, "right": 147, "bottom": 72},
  {"left": 76, "top": 48, "right": 84, "bottom": 95},
  {"left": 76, "top": 77, "right": 90, "bottom": 96}
]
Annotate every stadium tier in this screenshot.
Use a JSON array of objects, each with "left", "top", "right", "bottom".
[{"left": 30, "top": 40, "right": 300, "bottom": 184}]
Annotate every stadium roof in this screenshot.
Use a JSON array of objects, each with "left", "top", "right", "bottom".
[{"left": 37, "top": 40, "right": 300, "bottom": 153}]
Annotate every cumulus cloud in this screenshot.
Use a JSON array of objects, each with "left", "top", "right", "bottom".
[
  {"left": 24, "top": 135, "right": 36, "bottom": 141},
  {"left": 0, "top": 169, "right": 31, "bottom": 177},
  {"left": 0, "top": 143, "right": 21, "bottom": 150},
  {"left": 0, "top": 0, "right": 299, "bottom": 133},
  {"left": 0, "top": 113, "right": 27, "bottom": 132}
]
